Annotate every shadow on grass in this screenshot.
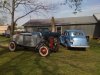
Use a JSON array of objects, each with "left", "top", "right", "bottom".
[
  {"left": 0, "top": 65, "right": 22, "bottom": 75},
  {"left": 0, "top": 49, "right": 59, "bottom": 75},
  {"left": 60, "top": 44, "right": 86, "bottom": 51},
  {"left": 32, "top": 56, "right": 59, "bottom": 75},
  {"left": 0, "top": 45, "right": 9, "bottom": 56},
  {"left": 68, "top": 48, "right": 87, "bottom": 51},
  {"left": 0, "top": 52, "right": 25, "bottom": 75},
  {"left": 14, "top": 47, "right": 39, "bottom": 55},
  {"left": 0, "top": 45, "right": 8, "bottom": 49},
  {"left": 0, "top": 44, "right": 59, "bottom": 75}
]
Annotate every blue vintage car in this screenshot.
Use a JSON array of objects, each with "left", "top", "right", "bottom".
[{"left": 60, "top": 30, "right": 89, "bottom": 49}]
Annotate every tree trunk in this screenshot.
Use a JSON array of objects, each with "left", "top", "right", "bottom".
[
  {"left": 11, "top": 21, "right": 15, "bottom": 37},
  {"left": 10, "top": 0, "right": 15, "bottom": 37}
]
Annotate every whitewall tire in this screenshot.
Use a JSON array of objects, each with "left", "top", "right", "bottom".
[
  {"left": 9, "top": 41, "right": 16, "bottom": 51},
  {"left": 39, "top": 46, "right": 49, "bottom": 57}
]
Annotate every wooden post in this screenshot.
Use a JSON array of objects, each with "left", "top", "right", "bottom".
[{"left": 51, "top": 17, "right": 56, "bottom": 32}]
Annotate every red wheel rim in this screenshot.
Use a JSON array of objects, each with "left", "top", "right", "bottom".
[{"left": 40, "top": 47, "right": 47, "bottom": 54}]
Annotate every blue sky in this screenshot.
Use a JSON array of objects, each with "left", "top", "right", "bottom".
[{"left": 6, "top": 0, "right": 100, "bottom": 25}]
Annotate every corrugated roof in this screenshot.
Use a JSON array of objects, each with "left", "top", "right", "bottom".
[
  {"left": 56, "top": 16, "right": 97, "bottom": 24},
  {"left": 23, "top": 16, "right": 97, "bottom": 26},
  {"left": 23, "top": 19, "right": 51, "bottom": 26}
]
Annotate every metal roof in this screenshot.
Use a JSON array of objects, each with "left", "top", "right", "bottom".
[
  {"left": 23, "top": 16, "right": 97, "bottom": 27},
  {"left": 56, "top": 16, "right": 97, "bottom": 25}
]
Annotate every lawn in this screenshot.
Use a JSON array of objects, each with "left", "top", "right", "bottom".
[{"left": 0, "top": 36, "right": 100, "bottom": 75}]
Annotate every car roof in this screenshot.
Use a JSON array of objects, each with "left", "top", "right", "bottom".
[
  {"left": 65, "top": 30, "right": 83, "bottom": 32},
  {"left": 20, "top": 33, "right": 32, "bottom": 35},
  {"left": 19, "top": 32, "right": 42, "bottom": 35}
]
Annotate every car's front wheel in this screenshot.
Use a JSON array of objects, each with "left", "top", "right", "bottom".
[
  {"left": 39, "top": 46, "right": 49, "bottom": 57},
  {"left": 9, "top": 41, "right": 17, "bottom": 51}
]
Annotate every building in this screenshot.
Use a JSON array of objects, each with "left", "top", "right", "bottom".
[
  {"left": 15, "top": 26, "right": 25, "bottom": 32},
  {"left": 0, "top": 25, "right": 10, "bottom": 36},
  {"left": 93, "top": 13, "right": 100, "bottom": 38},
  {"left": 23, "top": 14, "right": 100, "bottom": 39}
]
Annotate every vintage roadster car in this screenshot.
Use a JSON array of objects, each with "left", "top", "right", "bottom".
[
  {"left": 60, "top": 30, "right": 89, "bottom": 49},
  {"left": 9, "top": 32, "right": 60, "bottom": 57}
]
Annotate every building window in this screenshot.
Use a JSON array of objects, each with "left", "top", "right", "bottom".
[{"left": 56, "top": 26, "right": 62, "bottom": 34}]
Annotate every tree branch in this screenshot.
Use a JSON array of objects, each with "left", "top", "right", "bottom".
[
  {"left": 3, "top": 6, "right": 12, "bottom": 14},
  {"left": 15, "top": 0, "right": 23, "bottom": 8},
  {"left": 65, "top": 0, "right": 82, "bottom": 12},
  {"left": 15, "top": 6, "right": 38, "bottom": 23},
  {"left": 15, "top": 4, "right": 50, "bottom": 23}
]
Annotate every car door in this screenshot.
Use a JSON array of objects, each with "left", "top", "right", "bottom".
[
  {"left": 60, "top": 31, "right": 68, "bottom": 45},
  {"left": 60, "top": 32, "right": 65, "bottom": 44},
  {"left": 23, "top": 34, "right": 32, "bottom": 46},
  {"left": 63, "top": 31, "right": 70, "bottom": 46},
  {"left": 16, "top": 34, "right": 24, "bottom": 45}
]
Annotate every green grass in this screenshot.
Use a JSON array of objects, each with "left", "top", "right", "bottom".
[{"left": 0, "top": 36, "right": 100, "bottom": 75}]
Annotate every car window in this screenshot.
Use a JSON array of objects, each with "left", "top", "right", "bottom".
[
  {"left": 64, "top": 32, "right": 69, "bottom": 36},
  {"left": 72, "top": 32, "right": 83, "bottom": 36}
]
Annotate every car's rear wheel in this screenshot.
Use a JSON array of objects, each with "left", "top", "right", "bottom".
[
  {"left": 39, "top": 46, "right": 49, "bottom": 57},
  {"left": 9, "top": 41, "right": 17, "bottom": 51}
]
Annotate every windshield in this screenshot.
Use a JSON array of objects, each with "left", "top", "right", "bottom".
[{"left": 71, "top": 31, "right": 84, "bottom": 37}]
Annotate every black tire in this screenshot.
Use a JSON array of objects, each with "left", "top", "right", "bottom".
[
  {"left": 9, "top": 41, "right": 17, "bottom": 51},
  {"left": 39, "top": 46, "right": 49, "bottom": 57}
]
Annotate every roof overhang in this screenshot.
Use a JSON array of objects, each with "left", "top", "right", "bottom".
[{"left": 93, "top": 13, "right": 100, "bottom": 22}]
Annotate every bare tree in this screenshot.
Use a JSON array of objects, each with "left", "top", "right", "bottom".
[
  {"left": 0, "top": 0, "right": 52, "bottom": 37},
  {"left": 0, "top": 16, "right": 7, "bottom": 25},
  {"left": 64, "top": 0, "right": 83, "bottom": 13},
  {"left": 0, "top": 9, "right": 7, "bottom": 25},
  {"left": 0, "top": 0, "right": 83, "bottom": 37}
]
